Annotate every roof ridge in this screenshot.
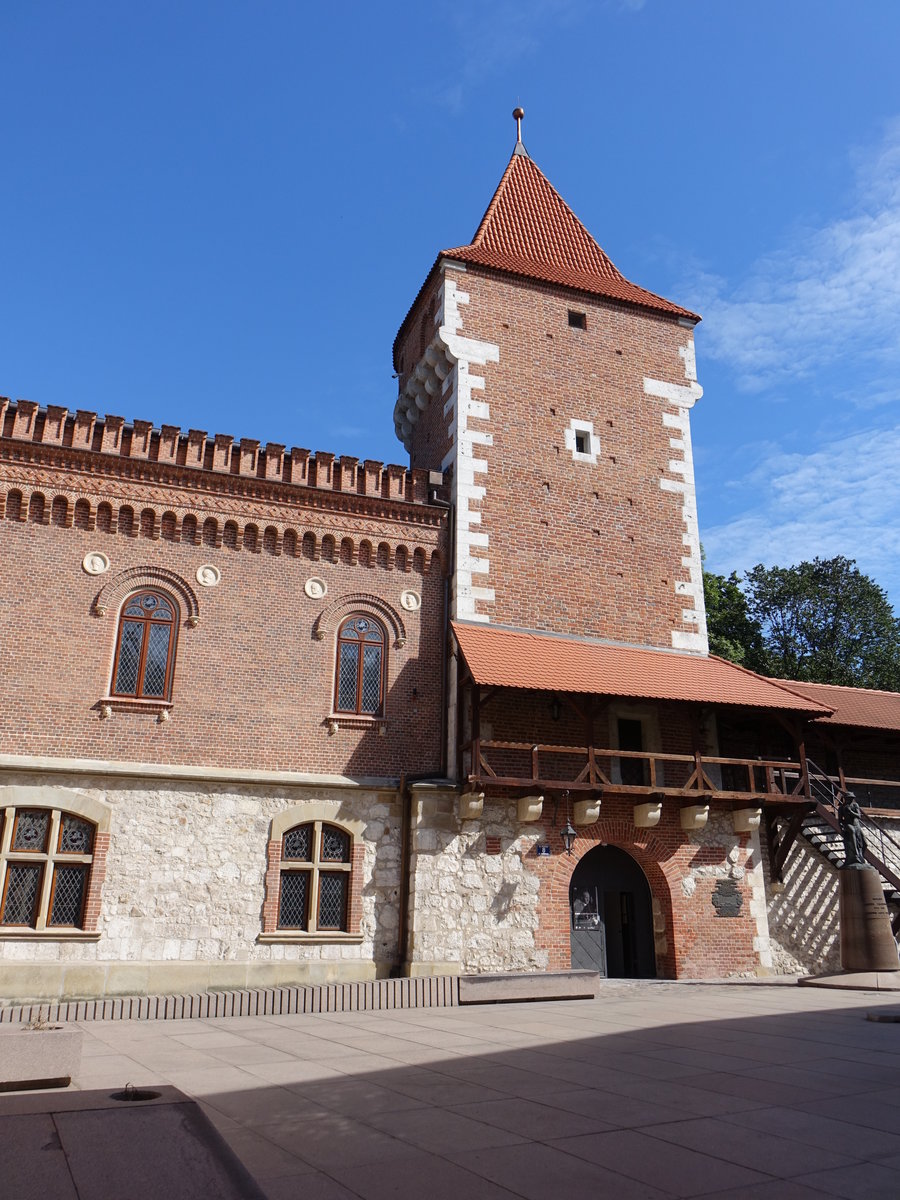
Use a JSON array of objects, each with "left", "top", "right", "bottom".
[
  {"left": 707, "top": 654, "right": 834, "bottom": 713},
  {"left": 772, "top": 676, "right": 900, "bottom": 699},
  {"left": 469, "top": 151, "right": 519, "bottom": 246}
]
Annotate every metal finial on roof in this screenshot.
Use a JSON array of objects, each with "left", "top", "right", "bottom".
[{"left": 512, "top": 107, "right": 527, "bottom": 156}]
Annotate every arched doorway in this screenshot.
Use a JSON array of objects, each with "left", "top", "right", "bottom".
[{"left": 570, "top": 845, "right": 656, "bottom": 978}]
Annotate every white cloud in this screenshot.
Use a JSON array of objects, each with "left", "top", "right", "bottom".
[
  {"left": 432, "top": 0, "right": 588, "bottom": 114},
  {"left": 695, "top": 119, "right": 900, "bottom": 394},
  {"left": 702, "top": 424, "right": 900, "bottom": 607}
]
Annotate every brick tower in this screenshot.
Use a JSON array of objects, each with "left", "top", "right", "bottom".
[{"left": 393, "top": 114, "right": 707, "bottom": 656}]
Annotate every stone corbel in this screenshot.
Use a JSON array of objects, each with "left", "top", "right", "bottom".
[
  {"left": 517, "top": 795, "right": 543, "bottom": 823},
  {"left": 573, "top": 798, "right": 601, "bottom": 826},
  {"left": 680, "top": 804, "right": 710, "bottom": 832},
  {"left": 732, "top": 807, "right": 762, "bottom": 833},
  {"left": 634, "top": 802, "right": 662, "bottom": 829},
  {"left": 459, "top": 791, "right": 484, "bottom": 821}
]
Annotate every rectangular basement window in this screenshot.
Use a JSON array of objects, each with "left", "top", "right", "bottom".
[{"left": 568, "top": 310, "right": 587, "bottom": 330}]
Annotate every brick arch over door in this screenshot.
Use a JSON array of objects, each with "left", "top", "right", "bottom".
[
  {"left": 534, "top": 819, "right": 679, "bottom": 978},
  {"left": 93, "top": 565, "right": 201, "bottom": 624}
]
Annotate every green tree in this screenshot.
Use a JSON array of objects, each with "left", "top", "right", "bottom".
[
  {"left": 703, "top": 569, "right": 766, "bottom": 670},
  {"left": 743, "top": 556, "right": 900, "bottom": 690}
]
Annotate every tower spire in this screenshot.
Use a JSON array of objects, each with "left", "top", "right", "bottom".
[{"left": 512, "top": 106, "right": 527, "bottom": 157}]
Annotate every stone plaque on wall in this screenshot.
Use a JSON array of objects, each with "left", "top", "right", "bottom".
[{"left": 712, "top": 878, "right": 743, "bottom": 918}]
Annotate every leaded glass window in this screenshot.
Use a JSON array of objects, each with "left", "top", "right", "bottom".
[
  {"left": 334, "top": 616, "right": 385, "bottom": 715},
  {"left": 111, "top": 590, "right": 178, "bottom": 700},
  {"left": 276, "top": 821, "right": 353, "bottom": 934},
  {"left": 0, "top": 808, "right": 96, "bottom": 932}
]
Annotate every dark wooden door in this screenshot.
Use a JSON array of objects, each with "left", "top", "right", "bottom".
[{"left": 569, "top": 845, "right": 656, "bottom": 978}]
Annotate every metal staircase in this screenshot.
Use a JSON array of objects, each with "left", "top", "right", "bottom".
[{"left": 769, "top": 759, "right": 900, "bottom": 935}]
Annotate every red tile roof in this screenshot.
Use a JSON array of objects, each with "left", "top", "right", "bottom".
[
  {"left": 443, "top": 151, "right": 700, "bottom": 322},
  {"left": 452, "top": 622, "right": 832, "bottom": 715},
  {"left": 774, "top": 679, "right": 900, "bottom": 732}
]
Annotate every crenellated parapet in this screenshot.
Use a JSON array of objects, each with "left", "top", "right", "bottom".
[{"left": 0, "top": 399, "right": 433, "bottom": 505}]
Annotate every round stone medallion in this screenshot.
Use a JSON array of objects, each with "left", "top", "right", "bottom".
[
  {"left": 400, "top": 590, "right": 421, "bottom": 611},
  {"left": 196, "top": 564, "right": 221, "bottom": 587},
  {"left": 82, "top": 551, "right": 111, "bottom": 576},
  {"left": 304, "top": 577, "right": 327, "bottom": 599}
]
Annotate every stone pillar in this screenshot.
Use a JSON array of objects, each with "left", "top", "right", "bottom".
[{"left": 839, "top": 868, "right": 900, "bottom": 972}]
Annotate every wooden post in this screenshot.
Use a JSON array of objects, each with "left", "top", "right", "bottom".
[{"left": 798, "top": 739, "right": 810, "bottom": 799}]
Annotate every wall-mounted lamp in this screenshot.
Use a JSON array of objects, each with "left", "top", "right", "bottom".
[{"left": 561, "top": 819, "right": 577, "bottom": 855}]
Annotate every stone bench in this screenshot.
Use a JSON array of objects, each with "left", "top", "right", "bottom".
[
  {"left": 458, "top": 969, "right": 600, "bottom": 1005},
  {"left": 0, "top": 1024, "right": 83, "bottom": 1091}
]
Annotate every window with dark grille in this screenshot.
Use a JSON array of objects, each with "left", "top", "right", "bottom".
[
  {"left": 334, "top": 616, "right": 385, "bottom": 715},
  {"left": 0, "top": 808, "right": 96, "bottom": 931},
  {"left": 111, "top": 590, "right": 178, "bottom": 700},
  {"left": 276, "top": 821, "right": 353, "bottom": 934},
  {"left": 568, "top": 310, "right": 587, "bottom": 330}
]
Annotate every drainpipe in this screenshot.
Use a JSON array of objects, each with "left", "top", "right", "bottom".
[
  {"left": 391, "top": 479, "right": 454, "bottom": 976},
  {"left": 394, "top": 769, "right": 444, "bottom": 976}
]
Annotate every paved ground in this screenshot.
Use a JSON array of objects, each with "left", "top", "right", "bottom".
[{"left": 39, "top": 982, "right": 900, "bottom": 1197}]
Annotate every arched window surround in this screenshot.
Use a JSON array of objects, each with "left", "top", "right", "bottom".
[
  {"left": 260, "top": 804, "right": 364, "bottom": 943},
  {"left": 0, "top": 787, "right": 110, "bottom": 940}
]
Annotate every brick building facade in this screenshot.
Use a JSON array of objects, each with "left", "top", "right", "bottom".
[{"left": 2, "top": 126, "right": 899, "bottom": 1004}]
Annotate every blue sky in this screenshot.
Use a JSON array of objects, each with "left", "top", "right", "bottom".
[{"left": 3, "top": 2, "right": 900, "bottom": 607}]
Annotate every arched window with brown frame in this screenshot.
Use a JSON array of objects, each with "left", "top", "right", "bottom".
[
  {"left": 0, "top": 808, "right": 96, "bottom": 931},
  {"left": 111, "top": 589, "right": 179, "bottom": 699},
  {"left": 276, "top": 821, "right": 352, "bottom": 933},
  {"left": 334, "top": 615, "right": 385, "bottom": 715}
]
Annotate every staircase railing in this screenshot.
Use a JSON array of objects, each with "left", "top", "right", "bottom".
[
  {"left": 806, "top": 757, "right": 900, "bottom": 872},
  {"left": 803, "top": 757, "right": 900, "bottom": 932}
]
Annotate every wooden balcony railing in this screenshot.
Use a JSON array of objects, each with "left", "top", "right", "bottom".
[{"left": 463, "top": 738, "right": 814, "bottom": 801}]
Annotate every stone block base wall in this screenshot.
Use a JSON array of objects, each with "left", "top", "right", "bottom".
[
  {"left": 761, "top": 825, "right": 841, "bottom": 976},
  {"left": 0, "top": 770, "right": 402, "bottom": 1004},
  {"left": 406, "top": 788, "right": 772, "bottom": 980}
]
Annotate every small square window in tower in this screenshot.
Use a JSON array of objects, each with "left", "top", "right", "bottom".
[
  {"left": 565, "top": 419, "right": 598, "bottom": 464},
  {"left": 568, "top": 310, "right": 587, "bottom": 330}
]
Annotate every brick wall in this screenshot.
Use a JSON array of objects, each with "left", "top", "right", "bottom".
[
  {"left": 0, "top": 409, "right": 450, "bottom": 777},
  {"left": 397, "top": 265, "right": 704, "bottom": 648}
]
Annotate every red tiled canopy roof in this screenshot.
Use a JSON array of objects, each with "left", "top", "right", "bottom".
[
  {"left": 775, "top": 679, "right": 900, "bottom": 732},
  {"left": 452, "top": 622, "right": 832, "bottom": 715},
  {"left": 443, "top": 150, "right": 700, "bottom": 322}
]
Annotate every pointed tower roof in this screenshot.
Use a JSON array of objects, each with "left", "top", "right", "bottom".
[{"left": 441, "top": 147, "right": 699, "bottom": 321}]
